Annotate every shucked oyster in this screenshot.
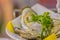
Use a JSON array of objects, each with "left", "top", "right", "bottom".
[
  {"left": 15, "top": 8, "right": 42, "bottom": 39},
  {"left": 51, "top": 20, "right": 60, "bottom": 37}
]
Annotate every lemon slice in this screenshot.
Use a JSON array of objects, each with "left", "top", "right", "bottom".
[
  {"left": 6, "top": 21, "right": 14, "bottom": 33},
  {"left": 44, "top": 33, "right": 57, "bottom": 40}
]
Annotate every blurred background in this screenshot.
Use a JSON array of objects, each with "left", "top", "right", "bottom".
[
  {"left": 12, "top": 0, "right": 56, "bottom": 9},
  {"left": 12, "top": 0, "right": 57, "bottom": 17},
  {"left": 0, "top": 0, "right": 57, "bottom": 39}
]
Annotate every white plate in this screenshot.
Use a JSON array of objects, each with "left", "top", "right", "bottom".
[{"left": 6, "top": 4, "right": 60, "bottom": 40}]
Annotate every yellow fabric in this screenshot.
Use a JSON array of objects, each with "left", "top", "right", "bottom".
[
  {"left": 44, "top": 33, "right": 57, "bottom": 40},
  {"left": 6, "top": 21, "right": 14, "bottom": 33}
]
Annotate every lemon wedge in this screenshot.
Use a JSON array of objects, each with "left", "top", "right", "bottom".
[
  {"left": 6, "top": 21, "right": 14, "bottom": 33},
  {"left": 44, "top": 33, "right": 57, "bottom": 40}
]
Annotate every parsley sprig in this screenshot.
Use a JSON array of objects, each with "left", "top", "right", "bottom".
[{"left": 27, "top": 10, "right": 53, "bottom": 40}]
